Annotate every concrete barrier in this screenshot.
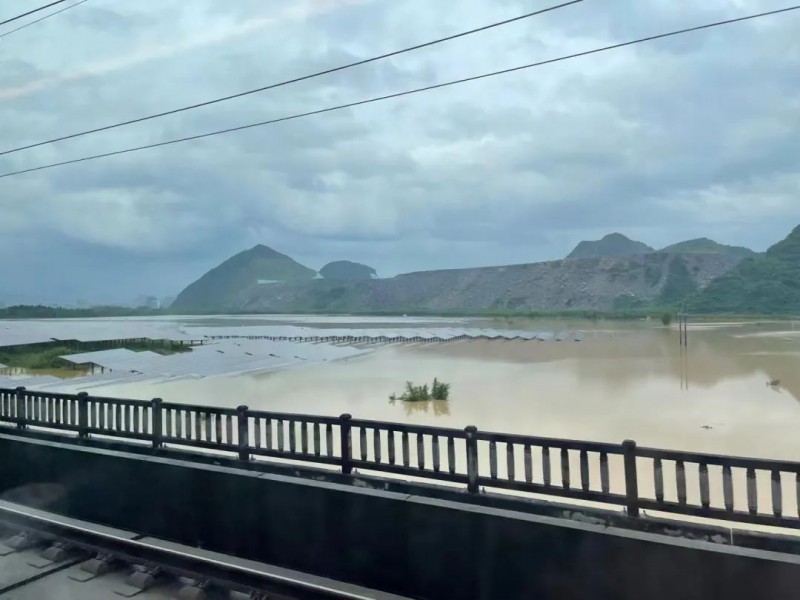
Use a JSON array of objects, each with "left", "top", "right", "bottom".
[{"left": 1, "top": 432, "right": 799, "bottom": 599}]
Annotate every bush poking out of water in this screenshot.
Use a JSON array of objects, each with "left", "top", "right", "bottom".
[
  {"left": 661, "top": 312, "right": 673, "bottom": 326},
  {"left": 390, "top": 379, "right": 450, "bottom": 402},
  {"left": 431, "top": 378, "right": 450, "bottom": 400}
]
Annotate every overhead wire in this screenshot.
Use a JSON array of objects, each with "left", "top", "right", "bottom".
[
  {"left": 0, "top": 5, "right": 798, "bottom": 179},
  {"left": 0, "top": 0, "right": 70, "bottom": 28},
  {"left": 0, "top": 0, "right": 583, "bottom": 157},
  {"left": 0, "top": 0, "right": 88, "bottom": 40}
]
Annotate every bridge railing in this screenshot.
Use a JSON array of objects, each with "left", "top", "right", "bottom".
[{"left": 1, "top": 386, "right": 799, "bottom": 530}]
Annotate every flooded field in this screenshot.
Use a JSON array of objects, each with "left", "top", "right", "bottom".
[
  {"left": 3, "top": 315, "right": 799, "bottom": 532},
  {"left": 88, "top": 317, "right": 800, "bottom": 460}
]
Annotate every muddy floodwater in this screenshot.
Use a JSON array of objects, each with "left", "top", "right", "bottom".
[{"left": 97, "top": 318, "right": 800, "bottom": 461}]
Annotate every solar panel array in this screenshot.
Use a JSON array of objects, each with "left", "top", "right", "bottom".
[
  {"left": 196, "top": 325, "right": 583, "bottom": 342},
  {"left": 59, "top": 339, "right": 370, "bottom": 382}
]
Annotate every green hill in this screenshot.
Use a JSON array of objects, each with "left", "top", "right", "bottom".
[
  {"left": 319, "top": 260, "right": 377, "bottom": 281},
  {"left": 687, "top": 226, "right": 800, "bottom": 314},
  {"left": 660, "top": 237, "right": 756, "bottom": 259},
  {"left": 172, "top": 245, "right": 316, "bottom": 310},
  {"left": 566, "top": 233, "right": 653, "bottom": 259}
]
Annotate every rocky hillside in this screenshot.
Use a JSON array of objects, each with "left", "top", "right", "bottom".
[
  {"left": 660, "top": 238, "right": 756, "bottom": 260},
  {"left": 232, "top": 252, "right": 741, "bottom": 313},
  {"left": 172, "top": 245, "right": 316, "bottom": 310},
  {"left": 687, "top": 225, "right": 800, "bottom": 314},
  {"left": 566, "top": 233, "right": 653, "bottom": 259}
]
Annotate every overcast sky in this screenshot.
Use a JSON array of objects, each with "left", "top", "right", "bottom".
[{"left": 0, "top": 0, "right": 798, "bottom": 304}]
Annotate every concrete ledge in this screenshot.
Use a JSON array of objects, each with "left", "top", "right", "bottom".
[{"left": 2, "top": 432, "right": 800, "bottom": 599}]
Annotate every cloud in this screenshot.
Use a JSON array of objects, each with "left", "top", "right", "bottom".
[
  {"left": 0, "top": 0, "right": 798, "bottom": 303},
  {"left": 0, "top": 0, "right": 365, "bottom": 100}
]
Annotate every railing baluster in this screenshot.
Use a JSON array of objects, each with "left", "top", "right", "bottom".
[
  {"left": 360, "top": 427, "right": 367, "bottom": 461},
  {"left": 432, "top": 436, "right": 440, "bottom": 472},
  {"left": 325, "top": 423, "right": 332, "bottom": 457},
  {"left": 254, "top": 418, "right": 262, "bottom": 449},
  {"left": 447, "top": 436, "right": 455, "bottom": 475},
  {"left": 374, "top": 429, "right": 382, "bottom": 464},
  {"left": 402, "top": 431, "right": 410, "bottom": 467},
  {"left": 600, "top": 452, "right": 609, "bottom": 493},
  {"left": 506, "top": 443, "right": 515, "bottom": 481},
  {"left": 524, "top": 444, "right": 533, "bottom": 483},
  {"left": 772, "top": 470, "right": 783, "bottom": 517},
  {"left": 796, "top": 472, "right": 800, "bottom": 519},
  {"left": 313, "top": 423, "right": 321, "bottom": 456},
  {"left": 676, "top": 460, "right": 687, "bottom": 505},
  {"left": 144, "top": 404, "right": 151, "bottom": 435},
  {"left": 722, "top": 465, "right": 734, "bottom": 511},
  {"left": 654, "top": 458, "right": 664, "bottom": 503},
  {"left": 489, "top": 441, "right": 498, "bottom": 479},
  {"left": 194, "top": 411, "right": 201, "bottom": 441},
  {"left": 121, "top": 403, "right": 128, "bottom": 432},
  {"left": 277, "top": 419, "right": 284, "bottom": 451},
  {"left": 542, "top": 447, "right": 551, "bottom": 486},
  {"left": 215, "top": 413, "right": 222, "bottom": 443},
  {"left": 203, "top": 412, "right": 211, "bottom": 441},
  {"left": 561, "top": 448, "right": 570, "bottom": 490},
  {"left": 417, "top": 433, "right": 425, "bottom": 470},
  {"left": 747, "top": 467, "right": 757, "bottom": 515},
  {"left": 176, "top": 410, "right": 183, "bottom": 438},
  {"left": 166, "top": 408, "right": 173, "bottom": 438},
  {"left": 301, "top": 422, "right": 309, "bottom": 454},
  {"left": 265, "top": 418, "right": 273, "bottom": 450},
  {"left": 137, "top": 405, "right": 143, "bottom": 434},
  {"left": 579, "top": 450, "right": 589, "bottom": 492},
  {"left": 387, "top": 430, "right": 396, "bottom": 465}
]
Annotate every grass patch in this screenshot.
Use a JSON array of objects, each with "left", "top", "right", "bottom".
[{"left": 0, "top": 340, "right": 192, "bottom": 369}]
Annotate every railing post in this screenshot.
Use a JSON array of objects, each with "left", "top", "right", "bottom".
[
  {"left": 236, "top": 405, "right": 250, "bottom": 461},
  {"left": 465, "top": 425, "right": 479, "bottom": 493},
  {"left": 151, "top": 398, "right": 163, "bottom": 449},
  {"left": 622, "top": 439, "right": 639, "bottom": 517},
  {"left": 15, "top": 387, "right": 26, "bottom": 429},
  {"left": 77, "top": 392, "right": 89, "bottom": 438},
  {"left": 340, "top": 413, "right": 352, "bottom": 475}
]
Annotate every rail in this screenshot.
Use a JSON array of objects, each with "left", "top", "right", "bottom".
[
  {"left": 0, "top": 501, "right": 408, "bottom": 600},
  {"left": 1, "top": 386, "right": 799, "bottom": 531}
]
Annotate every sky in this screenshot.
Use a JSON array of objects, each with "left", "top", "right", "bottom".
[{"left": 0, "top": 0, "right": 798, "bottom": 305}]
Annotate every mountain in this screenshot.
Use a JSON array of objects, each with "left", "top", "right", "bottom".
[
  {"left": 566, "top": 233, "right": 653, "bottom": 260},
  {"left": 660, "top": 238, "right": 756, "bottom": 259},
  {"left": 319, "top": 261, "right": 377, "bottom": 281},
  {"left": 687, "top": 226, "right": 800, "bottom": 314},
  {"left": 231, "top": 252, "right": 740, "bottom": 314},
  {"left": 172, "top": 245, "right": 316, "bottom": 310}
]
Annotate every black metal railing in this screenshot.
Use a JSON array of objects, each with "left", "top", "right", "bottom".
[{"left": 1, "top": 386, "right": 798, "bottom": 531}]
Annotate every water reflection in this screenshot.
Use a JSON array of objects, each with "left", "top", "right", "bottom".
[{"left": 388, "top": 399, "right": 451, "bottom": 417}]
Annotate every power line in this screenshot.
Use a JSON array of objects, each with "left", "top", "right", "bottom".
[
  {"left": 0, "top": 0, "right": 582, "bottom": 157},
  {"left": 0, "top": 0, "right": 88, "bottom": 39},
  {"left": 0, "top": 0, "right": 70, "bottom": 28},
  {"left": 1, "top": 5, "right": 798, "bottom": 180}
]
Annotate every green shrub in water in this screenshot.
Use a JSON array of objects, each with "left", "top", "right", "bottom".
[{"left": 390, "top": 378, "right": 450, "bottom": 402}]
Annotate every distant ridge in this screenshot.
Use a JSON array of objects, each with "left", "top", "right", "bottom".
[
  {"left": 660, "top": 237, "right": 756, "bottom": 259},
  {"left": 566, "top": 233, "right": 653, "bottom": 259}
]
